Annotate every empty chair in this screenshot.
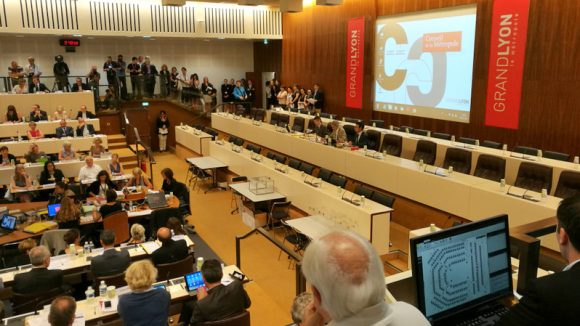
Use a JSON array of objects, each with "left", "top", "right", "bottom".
[
  {"left": 473, "top": 154, "right": 506, "bottom": 182},
  {"left": 412, "top": 129, "right": 429, "bottom": 136},
  {"left": 513, "top": 146, "right": 539, "bottom": 156},
  {"left": 413, "top": 140, "right": 437, "bottom": 165},
  {"left": 400, "top": 125, "right": 414, "bottom": 133},
  {"left": 155, "top": 255, "right": 194, "bottom": 281},
  {"left": 432, "top": 132, "right": 452, "bottom": 140},
  {"left": 380, "top": 134, "right": 403, "bottom": 157},
  {"left": 204, "top": 128, "right": 219, "bottom": 140},
  {"left": 290, "top": 107, "right": 299, "bottom": 113},
  {"left": 543, "top": 150, "right": 571, "bottom": 162},
  {"left": 245, "top": 144, "right": 255, "bottom": 152},
  {"left": 482, "top": 140, "right": 502, "bottom": 149},
  {"left": 555, "top": 171, "right": 580, "bottom": 198},
  {"left": 288, "top": 159, "right": 301, "bottom": 170},
  {"left": 229, "top": 135, "right": 244, "bottom": 146},
  {"left": 368, "top": 119, "right": 385, "bottom": 128},
  {"left": 329, "top": 174, "right": 347, "bottom": 188},
  {"left": 269, "top": 112, "right": 280, "bottom": 125},
  {"left": 343, "top": 125, "right": 356, "bottom": 143},
  {"left": 515, "top": 162, "right": 553, "bottom": 193},
  {"left": 344, "top": 117, "right": 360, "bottom": 124},
  {"left": 273, "top": 154, "right": 287, "bottom": 164},
  {"left": 371, "top": 192, "right": 396, "bottom": 208},
  {"left": 103, "top": 211, "right": 130, "bottom": 245},
  {"left": 278, "top": 114, "right": 290, "bottom": 127},
  {"left": 235, "top": 105, "right": 246, "bottom": 116},
  {"left": 299, "top": 163, "right": 315, "bottom": 175},
  {"left": 93, "top": 272, "right": 126, "bottom": 289},
  {"left": 458, "top": 137, "right": 477, "bottom": 145},
  {"left": 198, "top": 311, "right": 250, "bottom": 326},
  {"left": 248, "top": 145, "right": 261, "bottom": 154},
  {"left": 267, "top": 201, "right": 291, "bottom": 230},
  {"left": 266, "top": 152, "right": 275, "bottom": 160},
  {"left": 318, "top": 168, "right": 333, "bottom": 182},
  {"left": 13, "top": 288, "right": 64, "bottom": 315},
  {"left": 442, "top": 148, "right": 472, "bottom": 174},
  {"left": 365, "top": 130, "right": 381, "bottom": 151},
  {"left": 292, "top": 117, "right": 305, "bottom": 132},
  {"left": 354, "top": 185, "right": 374, "bottom": 199},
  {"left": 320, "top": 113, "right": 336, "bottom": 119},
  {"left": 253, "top": 109, "right": 265, "bottom": 121}
]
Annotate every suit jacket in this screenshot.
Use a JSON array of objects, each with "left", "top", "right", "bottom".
[
  {"left": 91, "top": 248, "right": 131, "bottom": 277},
  {"left": 76, "top": 111, "right": 96, "bottom": 119},
  {"left": 55, "top": 126, "right": 74, "bottom": 138},
  {"left": 76, "top": 124, "right": 96, "bottom": 136},
  {"left": 497, "top": 262, "right": 580, "bottom": 326},
  {"left": 313, "top": 90, "right": 324, "bottom": 109},
  {"left": 191, "top": 280, "right": 251, "bottom": 324},
  {"left": 352, "top": 131, "right": 369, "bottom": 148},
  {"left": 151, "top": 239, "right": 188, "bottom": 265},
  {"left": 71, "top": 83, "right": 91, "bottom": 92},
  {"left": 28, "top": 83, "right": 49, "bottom": 93},
  {"left": 313, "top": 125, "right": 328, "bottom": 138},
  {"left": 13, "top": 267, "right": 64, "bottom": 295},
  {"left": 29, "top": 110, "right": 48, "bottom": 122}
]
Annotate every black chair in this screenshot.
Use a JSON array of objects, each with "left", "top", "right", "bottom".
[
  {"left": 278, "top": 114, "right": 290, "bottom": 127},
  {"left": 274, "top": 154, "right": 287, "bottom": 164},
  {"left": 192, "top": 124, "right": 205, "bottom": 131},
  {"left": 155, "top": 254, "right": 194, "bottom": 281},
  {"left": 371, "top": 192, "right": 396, "bottom": 208},
  {"left": 344, "top": 117, "right": 360, "bottom": 124},
  {"left": 368, "top": 119, "right": 385, "bottom": 128},
  {"left": 253, "top": 109, "right": 265, "bottom": 121},
  {"left": 515, "top": 162, "right": 553, "bottom": 193},
  {"left": 150, "top": 208, "right": 181, "bottom": 236},
  {"left": 482, "top": 140, "right": 502, "bottom": 149},
  {"left": 174, "top": 181, "right": 191, "bottom": 217},
  {"left": 365, "top": 130, "right": 381, "bottom": 151},
  {"left": 442, "top": 148, "right": 472, "bottom": 174},
  {"left": 290, "top": 107, "right": 298, "bottom": 113},
  {"left": 473, "top": 154, "right": 506, "bottom": 182},
  {"left": 354, "top": 185, "right": 374, "bottom": 199},
  {"left": 555, "top": 171, "right": 580, "bottom": 198},
  {"left": 270, "top": 112, "right": 280, "bottom": 125},
  {"left": 245, "top": 144, "right": 261, "bottom": 154},
  {"left": 198, "top": 311, "right": 250, "bottom": 326},
  {"left": 513, "top": 146, "right": 539, "bottom": 156},
  {"left": 299, "top": 163, "right": 315, "bottom": 175},
  {"left": 432, "top": 132, "right": 452, "bottom": 140},
  {"left": 412, "top": 129, "right": 429, "bottom": 136},
  {"left": 343, "top": 125, "right": 356, "bottom": 143},
  {"left": 328, "top": 174, "right": 347, "bottom": 188},
  {"left": 380, "top": 134, "right": 403, "bottom": 157},
  {"left": 266, "top": 152, "right": 276, "bottom": 160},
  {"left": 235, "top": 105, "right": 246, "bottom": 116},
  {"left": 245, "top": 144, "right": 255, "bottom": 152},
  {"left": 288, "top": 159, "right": 301, "bottom": 170},
  {"left": 543, "top": 150, "right": 570, "bottom": 162},
  {"left": 13, "top": 287, "right": 65, "bottom": 315},
  {"left": 204, "top": 128, "right": 219, "bottom": 140},
  {"left": 229, "top": 136, "right": 244, "bottom": 147},
  {"left": 267, "top": 201, "right": 291, "bottom": 230},
  {"left": 320, "top": 113, "right": 336, "bottom": 119},
  {"left": 292, "top": 117, "right": 305, "bottom": 132},
  {"left": 413, "top": 140, "right": 437, "bottom": 165},
  {"left": 318, "top": 168, "right": 333, "bottom": 182},
  {"left": 93, "top": 272, "right": 127, "bottom": 289},
  {"left": 400, "top": 125, "right": 414, "bottom": 133},
  {"left": 458, "top": 137, "right": 477, "bottom": 145}
]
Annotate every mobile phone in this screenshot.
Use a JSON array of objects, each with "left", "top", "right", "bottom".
[{"left": 230, "top": 271, "right": 245, "bottom": 281}]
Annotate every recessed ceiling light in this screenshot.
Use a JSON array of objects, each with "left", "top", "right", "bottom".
[
  {"left": 143, "top": 35, "right": 151, "bottom": 38},
  {"left": 73, "top": 34, "right": 82, "bottom": 37},
  {"left": 15, "top": 35, "right": 24, "bottom": 38}
]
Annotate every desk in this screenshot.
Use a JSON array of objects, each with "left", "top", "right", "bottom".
[
  {"left": 186, "top": 156, "right": 228, "bottom": 192},
  {"left": 0, "top": 119, "right": 101, "bottom": 138},
  {"left": 175, "top": 125, "right": 212, "bottom": 156},
  {"left": 209, "top": 141, "right": 393, "bottom": 255},
  {"left": 1, "top": 135, "right": 108, "bottom": 156},
  {"left": 230, "top": 182, "right": 286, "bottom": 228},
  {"left": 286, "top": 215, "right": 342, "bottom": 240},
  {"left": 0, "top": 92, "right": 95, "bottom": 118}
]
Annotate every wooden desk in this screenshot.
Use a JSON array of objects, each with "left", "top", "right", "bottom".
[
  {"left": 175, "top": 125, "right": 212, "bottom": 156},
  {"left": 1, "top": 134, "right": 108, "bottom": 156},
  {"left": 0, "top": 119, "right": 100, "bottom": 138},
  {"left": 0, "top": 92, "right": 95, "bottom": 118},
  {"left": 0, "top": 202, "right": 52, "bottom": 246}
]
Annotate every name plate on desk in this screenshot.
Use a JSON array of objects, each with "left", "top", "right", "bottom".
[
  {"left": 364, "top": 150, "right": 384, "bottom": 160},
  {"left": 304, "top": 176, "right": 321, "bottom": 188}
]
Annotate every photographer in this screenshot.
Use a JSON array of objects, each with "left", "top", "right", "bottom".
[{"left": 53, "top": 55, "right": 70, "bottom": 92}]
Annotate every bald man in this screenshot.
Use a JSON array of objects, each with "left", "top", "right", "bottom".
[
  {"left": 151, "top": 227, "right": 189, "bottom": 265},
  {"left": 301, "top": 230, "right": 429, "bottom": 326},
  {"left": 48, "top": 296, "right": 76, "bottom": 326}
]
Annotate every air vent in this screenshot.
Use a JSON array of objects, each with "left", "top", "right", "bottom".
[
  {"left": 19, "top": 0, "right": 79, "bottom": 30},
  {"left": 253, "top": 10, "right": 282, "bottom": 36},
  {"left": 204, "top": 7, "right": 244, "bottom": 35},
  {"left": 89, "top": 1, "right": 140, "bottom": 32},
  {"left": 150, "top": 5, "right": 195, "bottom": 34}
]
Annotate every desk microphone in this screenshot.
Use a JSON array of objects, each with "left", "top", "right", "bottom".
[{"left": 165, "top": 271, "right": 171, "bottom": 286}]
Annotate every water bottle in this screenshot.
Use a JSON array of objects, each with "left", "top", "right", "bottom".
[
  {"left": 197, "top": 257, "right": 204, "bottom": 271},
  {"left": 99, "top": 280, "right": 107, "bottom": 297},
  {"left": 89, "top": 241, "right": 94, "bottom": 252},
  {"left": 16, "top": 130, "right": 21, "bottom": 142},
  {"left": 85, "top": 286, "right": 95, "bottom": 304},
  {"left": 84, "top": 242, "right": 90, "bottom": 255}
]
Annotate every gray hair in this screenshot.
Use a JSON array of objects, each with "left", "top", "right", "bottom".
[
  {"left": 291, "top": 292, "right": 313, "bottom": 324},
  {"left": 29, "top": 245, "right": 50, "bottom": 266},
  {"left": 130, "top": 224, "right": 145, "bottom": 240}
]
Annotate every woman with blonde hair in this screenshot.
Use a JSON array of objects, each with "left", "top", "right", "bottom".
[
  {"left": 90, "top": 138, "right": 106, "bottom": 158},
  {"left": 329, "top": 120, "right": 347, "bottom": 144},
  {"left": 118, "top": 260, "right": 170, "bottom": 326},
  {"left": 26, "top": 121, "right": 44, "bottom": 140},
  {"left": 127, "top": 224, "right": 146, "bottom": 245},
  {"left": 126, "top": 167, "right": 153, "bottom": 189},
  {"left": 10, "top": 164, "right": 32, "bottom": 202},
  {"left": 55, "top": 196, "right": 81, "bottom": 229}
]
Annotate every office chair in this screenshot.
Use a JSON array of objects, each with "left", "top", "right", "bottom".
[
  {"left": 371, "top": 192, "right": 396, "bottom": 208},
  {"left": 380, "top": 134, "right": 403, "bottom": 157},
  {"left": 155, "top": 255, "right": 195, "bottom": 281},
  {"left": 400, "top": 125, "right": 414, "bottom": 133},
  {"left": 432, "top": 132, "right": 452, "bottom": 141},
  {"left": 482, "top": 140, "right": 502, "bottom": 149},
  {"left": 458, "top": 137, "right": 477, "bottom": 145},
  {"left": 292, "top": 117, "right": 305, "bottom": 132},
  {"left": 473, "top": 154, "right": 506, "bottom": 182},
  {"left": 442, "top": 148, "right": 473, "bottom": 174},
  {"left": 317, "top": 168, "right": 333, "bottom": 182},
  {"left": 513, "top": 146, "right": 539, "bottom": 156},
  {"left": 328, "top": 174, "right": 347, "bottom": 188},
  {"left": 515, "top": 162, "right": 553, "bottom": 193},
  {"left": 412, "top": 129, "right": 430, "bottom": 136},
  {"left": 554, "top": 171, "right": 580, "bottom": 199},
  {"left": 368, "top": 119, "right": 385, "bottom": 128},
  {"left": 543, "top": 150, "right": 570, "bottom": 162},
  {"left": 298, "top": 163, "right": 315, "bottom": 175},
  {"left": 413, "top": 140, "right": 437, "bottom": 165},
  {"left": 270, "top": 112, "right": 280, "bottom": 125},
  {"left": 365, "top": 130, "right": 381, "bottom": 151},
  {"left": 288, "top": 159, "right": 301, "bottom": 170},
  {"left": 354, "top": 185, "right": 374, "bottom": 199}
]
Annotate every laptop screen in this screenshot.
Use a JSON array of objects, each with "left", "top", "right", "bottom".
[
  {"left": 48, "top": 204, "right": 61, "bottom": 218},
  {"left": 0, "top": 215, "right": 17, "bottom": 231},
  {"left": 184, "top": 271, "right": 205, "bottom": 292},
  {"left": 410, "top": 215, "right": 512, "bottom": 323}
]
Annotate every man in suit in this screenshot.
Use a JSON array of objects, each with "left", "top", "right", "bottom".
[
  {"left": 76, "top": 105, "right": 96, "bottom": 119},
  {"left": 29, "top": 104, "right": 48, "bottom": 122},
  {"left": 311, "top": 116, "right": 328, "bottom": 138},
  {"left": 151, "top": 227, "right": 188, "bottom": 265},
  {"left": 13, "top": 245, "right": 64, "bottom": 295},
  {"left": 179, "top": 259, "right": 251, "bottom": 325},
  {"left": 91, "top": 229, "right": 130, "bottom": 277},
  {"left": 497, "top": 195, "right": 580, "bottom": 326},
  {"left": 312, "top": 83, "right": 324, "bottom": 111},
  {"left": 48, "top": 296, "right": 76, "bottom": 326},
  {"left": 55, "top": 120, "right": 74, "bottom": 138},
  {"left": 28, "top": 76, "right": 49, "bottom": 93},
  {"left": 76, "top": 118, "right": 96, "bottom": 137},
  {"left": 71, "top": 77, "right": 91, "bottom": 92},
  {"left": 350, "top": 121, "right": 368, "bottom": 148}
]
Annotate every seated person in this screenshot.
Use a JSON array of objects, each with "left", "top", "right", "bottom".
[
  {"left": 329, "top": 120, "right": 347, "bottom": 144},
  {"left": 0, "top": 146, "right": 15, "bottom": 166},
  {"left": 91, "top": 229, "right": 130, "bottom": 277},
  {"left": 5, "top": 105, "right": 22, "bottom": 122},
  {"left": 76, "top": 118, "right": 96, "bottom": 137},
  {"left": 349, "top": 121, "right": 368, "bottom": 148},
  {"left": 76, "top": 105, "right": 96, "bottom": 119},
  {"left": 290, "top": 292, "right": 313, "bottom": 326},
  {"left": 77, "top": 156, "right": 103, "bottom": 182},
  {"left": 151, "top": 227, "right": 188, "bottom": 265},
  {"left": 28, "top": 76, "right": 49, "bottom": 93},
  {"left": 89, "top": 138, "right": 106, "bottom": 158},
  {"left": 311, "top": 116, "right": 328, "bottom": 138},
  {"left": 127, "top": 224, "right": 146, "bottom": 245},
  {"left": 39, "top": 161, "right": 65, "bottom": 184},
  {"left": 10, "top": 164, "right": 33, "bottom": 202},
  {"left": 15, "top": 238, "right": 37, "bottom": 267},
  {"left": 87, "top": 170, "right": 116, "bottom": 198},
  {"left": 25, "top": 143, "right": 47, "bottom": 163},
  {"left": 11, "top": 78, "right": 28, "bottom": 94},
  {"left": 13, "top": 246, "right": 64, "bottom": 295},
  {"left": 118, "top": 260, "right": 170, "bottom": 326},
  {"left": 48, "top": 181, "right": 67, "bottom": 205},
  {"left": 108, "top": 153, "right": 123, "bottom": 176},
  {"left": 55, "top": 120, "right": 74, "bottom": 138},
  {"left": 161, "top": 168, "right": 179, "bottom": 194},
  {"left": 179, "top": 259, "right": 251, "bottom": 325},
  {"left": 53, "top": 106, "right": 68, "bottom": 121},
  {"left": 59, "top": 229, "right": 82, "bottom": 255},
  {"left": 48, "top": 296, "right": 76, "bottom": 326},
  {"left": 93, "top": 189, "right": 123, "bottom": 219},
  {"left": 58, "top": 141, "right": 76, "bottom": 161},
  {"left": 29, "top": 104, "right": 48, "bottom": 122},
  {"left": 71, "top": 77, "right": 91, "bottom": 92},
  {"left": 167, "top": 217, "right": 186, "bottom": 236},
  {"left": 126, "top": 167, "right": 153, "bottom": 190},
  {"left": 27, "top": 121, "right": 44, "bottom": 140},
  {"left": 55, "top": 195, "right": 82, "bottom": 229}
]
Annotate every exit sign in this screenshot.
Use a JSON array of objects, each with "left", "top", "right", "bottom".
[{"left": 59, "top": 39, "right": 81, "bottom": 47}]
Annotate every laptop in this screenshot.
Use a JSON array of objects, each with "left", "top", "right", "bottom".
[
  {"left": 410, "top": 214, "right": 512, "bottom": 326},
  {"left": 184, "top": 271, "right": 205, "bottom": 293},
  {"left": 47, "top": 204, "right": 61, "bottom": 219},
  {"left": 0, "top": 215, "right": 18, "bottom": 236},
  {"left": 147, "top": 192, "right": 168, "bottom": 209}
]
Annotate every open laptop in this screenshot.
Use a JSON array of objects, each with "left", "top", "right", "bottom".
[
  {"left": 410, "top": 214, "right": 512, "bottom": 326},
  {"left": 47, "top": 204, "right": 61, "bottom": 219},
  {"left": 146, "top": 192, "right": 168, "bottom": 209},
  {"left": 183, "top": 271, "right": 205, "bottom": 293},
  {"left": 0, "top": 215, "right": 18, "bottom": 236}
]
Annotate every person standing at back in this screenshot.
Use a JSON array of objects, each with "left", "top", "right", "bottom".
[{"left": 128, "top": 57, "right": 142, "bottom": 100}]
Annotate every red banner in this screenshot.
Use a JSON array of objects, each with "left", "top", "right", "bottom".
[
  {"left": 345, "top": 17, "right": 365, "bottom": 109},
  {"left": 484, "top": 0, "right": 531, "bottom": 129}
]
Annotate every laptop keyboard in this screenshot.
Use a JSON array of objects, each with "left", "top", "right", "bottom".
[{"left": 454, "top": 305, "right": 510, "bottom": 326}]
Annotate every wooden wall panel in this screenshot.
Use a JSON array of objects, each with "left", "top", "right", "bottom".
[{"left": 281, "top": 0, "right": 580, "bottom": 155}]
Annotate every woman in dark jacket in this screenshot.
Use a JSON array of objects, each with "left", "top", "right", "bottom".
[
  {"left": 39, "top": 161, "right": 65, "bottom": 184},
  {"left": 87, "top": 170, "right": 117, "bottom": 198}
]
